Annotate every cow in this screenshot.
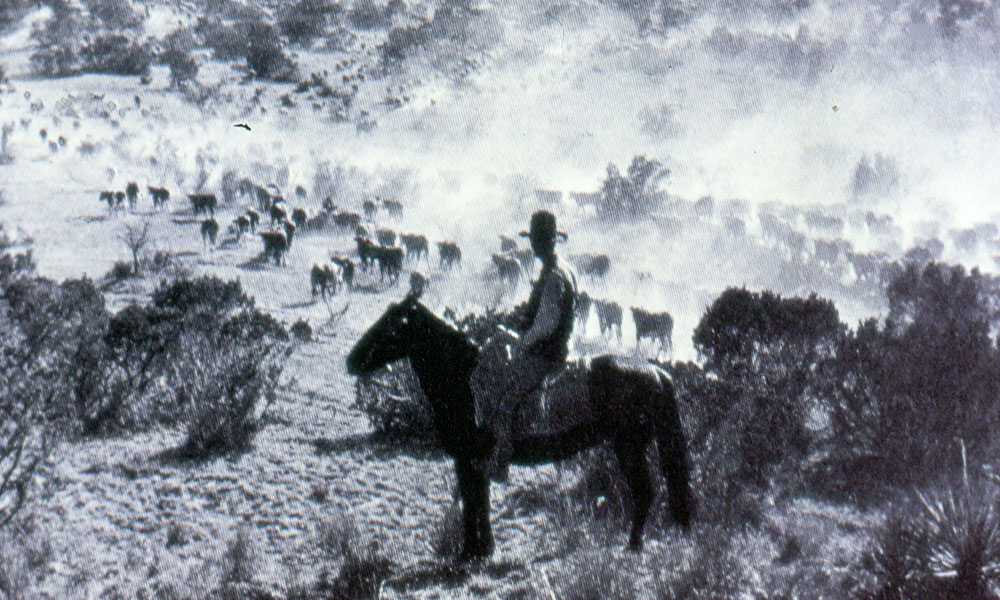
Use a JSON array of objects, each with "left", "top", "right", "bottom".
[
  {"left": 571, "top": 253, "right": 611, "bottom": 278},
  {"left": 246, "top": 208, "right": 260, "bottom": 233},
  {"left": 201, "top": 218, "right": 219, "bottom": 247},
  {"left": 189, "top": 193, "right": 217, "bottom": 217},
  {"left": 311, "top": 263, "right": 339, "bottom": 298},
  {"left": 813, "top": 238, "right": 842, "bottom": 267},
  {"left": 291, "top": 208, "right": 307, "bottom": 229},
  {"left": 499, "top": 235, "right": 517, "bottom": 253},
  {"left": 125, "top": 182, "right": 139, "bottom": 211},
  {"left": 261, "top": 231, "right": 288, "bottom": 265},
  {"left": 376, "top": 229, "right": 396, "bottom": 247},
  {"left": 594, "top": 299, "right": 623, "bottom": 338},
  {"left": 233, "top": 215, "right": 250, "bottom": 241},
  {"left": 491, "top": 253, "right": 522, "bottom": 284},
  {"left": 283, "top": 220, "right": 296, "bottom": 249},
  {"left": 99, "top": 191, "right": 115, "bottom": 210},
  {"left": 333, "top": 211, "right": 362, "bottom": 231},
  {"left": 254, "top": 185, "right": 272, "bottom": 212},
  {"left": 372, "top": 245, "right": 404, "bottom": 282},
  {"left": 355, "top": 236, "right": 377, "bottom": 271},
  {"left": 322, "top": 196, "right": 337, "bottom": 213},
  {"left": 362, "top": 199, "right": 378, "bottom": 220},
  {"left": 438, "top": 241, "right": 462, "bottom": 271},
  {"left": 804, "top": 211, "right": 844, "bottom": 236},
  {"left": 847, "top": 251, "right": 887, "bottom": 281},
  {"left": 148, "top": 186, "right": 170, "bottom": 210},
  {"left": 114, "top": 191, "right": 126, "bottom": 210},
  {"left": 382, "top": 199, "right": 403, "bottom": 217},
  {"left": 331, "top": 256, "right": 355, "bottom": 289},
  {"left": 631, "top": 307, "right": 673, "bottom": 357},
  {"left": 511, "top": 248, "right": 535, "bottom": 275},
  {"left": 270, "top": 202, "right": 288, "bottom": 226},
  {"left": 400, "top": 233, "right": 429, "bottom": 262}
]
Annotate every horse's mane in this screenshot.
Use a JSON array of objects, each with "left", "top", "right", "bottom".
[{"left": 414, "top": 302, "right": 479, "bottom": 357}]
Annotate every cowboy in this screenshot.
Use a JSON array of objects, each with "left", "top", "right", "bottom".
[{"left": 470, "top": 210, "right": 578, "bottom": 482}]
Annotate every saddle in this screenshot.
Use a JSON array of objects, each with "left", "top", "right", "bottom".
[{"left": 518, "top": 358, "right": 593, "bottom": 436}]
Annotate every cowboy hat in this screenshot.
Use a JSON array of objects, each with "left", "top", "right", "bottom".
[{"left": 519, "top": 210, "right": 568, "bottom": 242}]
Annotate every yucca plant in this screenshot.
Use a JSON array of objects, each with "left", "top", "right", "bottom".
[
  {"left": 863, "top": 464, "right": 1000, "bottom": 600},
  {"left": 913, "top": 481, "right": 1000, "bottom": 599}
]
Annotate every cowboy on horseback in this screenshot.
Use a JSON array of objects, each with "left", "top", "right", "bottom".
[{"left": 470, "top": 210, "right": 578, "bottom": 482}]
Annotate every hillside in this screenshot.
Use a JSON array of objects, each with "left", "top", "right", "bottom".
[{"left": 1, "top": 0, "right": 998, "bottom": 598}]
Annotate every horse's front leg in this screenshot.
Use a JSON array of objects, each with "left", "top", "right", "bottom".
[
  {"left": 473, "top": 467, "right": 494, "bottom": 557},
  {"left": 455, "top": 458, "right": 494, "bottom": 560},
  {"left": 454, "top": 458, "right": 480, "bottom": 560}
]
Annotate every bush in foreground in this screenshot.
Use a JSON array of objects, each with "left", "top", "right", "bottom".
[{"left": 860, "top": 476, "right": 1000, "bottom": 600}]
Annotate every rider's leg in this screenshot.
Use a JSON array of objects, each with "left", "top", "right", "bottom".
[{"left": 473, "top": 353, "right": 553, "bottom": 482}]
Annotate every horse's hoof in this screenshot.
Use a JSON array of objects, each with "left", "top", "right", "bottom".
[{"left": 628, "top": 538, "right": 643, "bottom": 553}]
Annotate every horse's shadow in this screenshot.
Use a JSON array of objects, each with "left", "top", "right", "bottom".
[{"left": 310, "top": 430, "right": 445, "bottom": 461}]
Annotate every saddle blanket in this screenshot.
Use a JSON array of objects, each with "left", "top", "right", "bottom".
[{"left": 517, "top": 358, "right": 593, "bottom": 436}]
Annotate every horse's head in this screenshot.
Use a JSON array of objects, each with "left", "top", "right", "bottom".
[{"left": 346, "top": 287, "right": 424, "bottom": 376}]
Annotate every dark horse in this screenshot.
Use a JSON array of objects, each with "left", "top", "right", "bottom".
[{"left": 346, "top": 287, "right": 692, "bottom": 559}]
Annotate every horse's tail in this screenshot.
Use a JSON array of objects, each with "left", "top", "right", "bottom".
[{"left": 652, "top": 365, "right": 693, "bottom": 530}]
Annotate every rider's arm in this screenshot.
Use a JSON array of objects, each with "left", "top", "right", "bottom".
[{"left": 517, "top": 272, "right": 564, "bottom": 351}]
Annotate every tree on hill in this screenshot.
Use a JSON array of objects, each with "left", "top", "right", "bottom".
[
  {"left": 693, "top": 287, "right": 846, "bottom": 473},
  {"left": 599, "top": 155, "right": 669, "bottom": 219},
  {"left": 822, "top": 263, "right": 1000, "bottom": 485}
]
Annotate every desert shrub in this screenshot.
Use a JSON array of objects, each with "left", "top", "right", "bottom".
[
  {"left": 290, "top": 318, "right": 312, "bottom": 342},
  {"left": 89, "top": 277, "right": 288, "bottom": 449},
  {"left": 348, "top": 0, "right": 402, "bottom": 29},
  {"left": 278, "top": 0, "right": 344, "bottom": 46},
  {"left": 859, "top": 477, "right": 1000, "bottom": 600},
  {"left": 79, "top": 33, "right": 151, "bottom": 76},
  {"left": 304, "top": 512, "right": 395, "bottom": 599},
  {"left": 353, "top": 360, "right": 434, "bottom": 438},
  {"left": 145, "top": 250, "right": 173, "bottom": 274},
  {"left": 0, "top": 250, "right": 35, "bottom": 282},
  {"left": 84, "top": 0, "right": 143, "bottom": 30},
  {"left": 29, "top": 1, "right": 90, "bottom": 76},
  {"left": 692, "top": 288, "right": 844, "bottom": 482},
  {"left": 0, "top": 0, "right": 33, "bottom": 29},
  {"left": 109, "top": 260, "right": 132, "bottom": 280},
  {"left": 381, "top": 23, "right": 433, "bottom": 61},
  {"left": 322, "top": 544, "right": 395, "bottom": 600},
  {"left": 598, "top": 155, "right": 669, "bottom": 220},
  {"left": 246, "top": 39, "right": 298, "bottom": 81},
  {"left": 165, "top": 48, "right": 199, "bottom": 88},
  {"left": 818, "top": 263, "right": 1000, "bottom": 492},
  {"left": 177, "top": 323, "right": 285, "bottom": 457},
  {"left": 151, "top": 275, "right": 253, "bottom": 314},
  {"left": 0, "top": 272, "right": 108, "bottom": 528},
  {"left": 197, "top": 17, "right": 273, "bottom": 60}
]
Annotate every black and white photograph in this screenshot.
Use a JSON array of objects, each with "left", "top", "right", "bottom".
[{"left": 0, "top": 0, "right": 998, "bottom": 598}]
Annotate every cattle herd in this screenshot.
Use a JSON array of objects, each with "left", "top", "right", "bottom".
[{"left": 96, "top": 178, "right": 676, "bottom": 355}]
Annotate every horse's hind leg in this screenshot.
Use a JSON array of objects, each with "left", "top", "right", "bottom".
[
  {"left": 616, "top": 439, "right": 653, "bottom": 552},
  {"left": 455, "top": 459, "right": 493, "bottom": 559}
]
